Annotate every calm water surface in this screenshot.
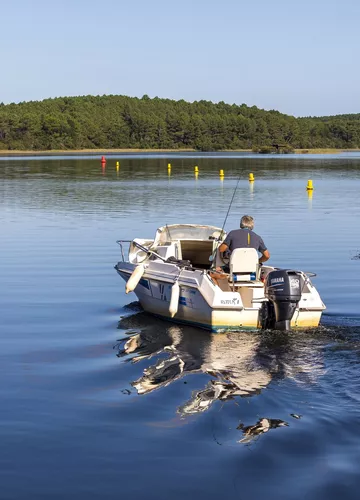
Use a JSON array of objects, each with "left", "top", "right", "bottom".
[{"left": 1, "top": 153, "right": 360, "bottom": 500}]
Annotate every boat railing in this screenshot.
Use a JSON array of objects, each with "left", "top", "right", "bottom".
[{"left": 116, "top": 240, "right": 132, "bottom": 262}]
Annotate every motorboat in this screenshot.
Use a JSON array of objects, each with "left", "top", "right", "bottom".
[{"left": 114, "top": 224, "right": 326, "bottom": 332}]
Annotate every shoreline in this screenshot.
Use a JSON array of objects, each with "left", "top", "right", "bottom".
[
  {"left": 0, "top": 148, "right": 197, "bottom": 157},
  {"left": 0, "top": 148, "right": 359, "bottom": 157}
]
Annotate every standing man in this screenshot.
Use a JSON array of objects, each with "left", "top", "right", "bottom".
[{"left": 219, "top": 215, "right": 270, "bottom": 267}]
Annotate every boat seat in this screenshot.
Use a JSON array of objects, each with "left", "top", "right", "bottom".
[{"left": 229, "top": 248, "right": 259, "bottom": 283}]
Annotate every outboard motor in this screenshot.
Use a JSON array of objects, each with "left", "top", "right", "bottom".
[{"left": 264, "top": 270, "right": 302, "bottom": 331}]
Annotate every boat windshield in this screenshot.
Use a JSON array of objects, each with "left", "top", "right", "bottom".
[{"left": 154, "top": 224, "right": 225, "bottom": 245}]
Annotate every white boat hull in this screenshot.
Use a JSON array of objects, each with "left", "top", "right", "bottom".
[{"left": 116, "top": 263, "right": 324, "bottom": 332}]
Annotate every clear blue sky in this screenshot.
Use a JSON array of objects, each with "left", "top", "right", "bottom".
[{"left": 1, "top": 0, "right": 359, "bottom": 117}]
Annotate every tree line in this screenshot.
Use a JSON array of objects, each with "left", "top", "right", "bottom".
[{"left": 0, "top": 94, "right": 359, "bottom": 151}]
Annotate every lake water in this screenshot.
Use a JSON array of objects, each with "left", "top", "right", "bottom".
[{"left": 1, "top": 153, "right": 360, "bottom": 500}]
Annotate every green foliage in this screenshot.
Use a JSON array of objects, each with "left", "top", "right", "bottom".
[
  {"left": 279, "top": 145, "right": 295, "bottom": 154},
  {"left": 256, "top": 146, "right": 274, "bottom": 154},
  {"left": 0, "top": 94, "right": 359, "bottom": 150}
]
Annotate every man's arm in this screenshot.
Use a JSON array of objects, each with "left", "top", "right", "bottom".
[
  {"left": 258, "top": 236, "right": 269, "bottom": 264},
  {"left": 219, "top": 231, "right": 232, "bottom": 254},
  {"left": 259, "top": 249, "right": 270, "bottom": 264},
  {"left": 219, "top": 242, "right": 228, "bottom": 253}
]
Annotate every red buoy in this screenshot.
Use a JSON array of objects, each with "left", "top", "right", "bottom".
[{"left": 101, "top": 156, "right": 106, "bottom": 164}]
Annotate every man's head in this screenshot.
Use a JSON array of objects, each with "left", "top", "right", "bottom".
[{"left": 240, "top": 215, "right": 254, "bottom": 230}]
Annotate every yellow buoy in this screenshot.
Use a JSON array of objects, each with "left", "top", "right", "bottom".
[
  {"left": 167, "top": 163, "right": 171, "bottom": 169},
  {"left": 219, "top": 169, "right": 224, "bottom": 177},
  {"left": 194, "top": 165, "right": 199, "bottom": 173},
  {"left": 116, "top": 161, "right": 120, "bottom": 171},
  {"left": 249, "top": 172, "right": 255, "bottom": 181},
  {"left": 306, "top": 179, "right": 314, "bottom": 190}
]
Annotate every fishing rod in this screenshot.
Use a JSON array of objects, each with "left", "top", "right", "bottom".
[
  {"left": 210, "top": 174, "right": 242, "bottom": 267},
  {"left": 220, "top": 174, "right": 242, "bottom": 236}
]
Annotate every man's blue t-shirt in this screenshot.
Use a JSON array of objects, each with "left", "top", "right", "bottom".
[{"left": 223, "top": 228, "right": 267, "bottom": 254}]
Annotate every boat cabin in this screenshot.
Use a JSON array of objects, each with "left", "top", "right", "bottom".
[{"left": 129, "top": 224, "right": 223, "bottom": 269}]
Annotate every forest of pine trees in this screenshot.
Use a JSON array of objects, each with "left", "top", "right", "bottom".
[{"left": 0, "top": 94, "right": 359, "bottom": 151}]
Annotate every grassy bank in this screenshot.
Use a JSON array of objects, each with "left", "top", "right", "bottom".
[{"left": 293, "top": 148, "right": 360, "bottom": 154}]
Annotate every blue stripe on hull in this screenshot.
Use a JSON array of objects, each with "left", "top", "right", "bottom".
[
  {"left": 116, "top": 268, "right": 150, "bottom": 290},
  {"left": 138, "top": 278, "right": 150, "bottom": 289}
]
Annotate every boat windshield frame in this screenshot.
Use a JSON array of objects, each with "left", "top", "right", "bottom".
[{"left": 154, "top": 224, "right": 225, "bottom": 245}]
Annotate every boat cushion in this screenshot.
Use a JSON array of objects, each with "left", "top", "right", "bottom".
[{"left": 229, "top": 248, "right": 259, "bottom": 282}]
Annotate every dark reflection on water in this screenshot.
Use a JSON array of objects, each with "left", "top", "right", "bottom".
[{"left": 237, "top": 418, "right": 289, "bottom": 444}]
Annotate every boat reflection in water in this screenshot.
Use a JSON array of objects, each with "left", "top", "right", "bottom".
[
  {"left": 237, "top": 418, "right": 289, "bottom": 444},
  {"left": 117, "top": 310, "right": 325, "bottom": 440}
]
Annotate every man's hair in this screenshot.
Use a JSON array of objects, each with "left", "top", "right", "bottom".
[{"left": 240, "top": 215, "right": 254, "bottom": 230}]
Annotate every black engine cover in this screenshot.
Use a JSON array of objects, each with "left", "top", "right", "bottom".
[{"left": 264, "top": 269, "right": 303, "bottom": 330}]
